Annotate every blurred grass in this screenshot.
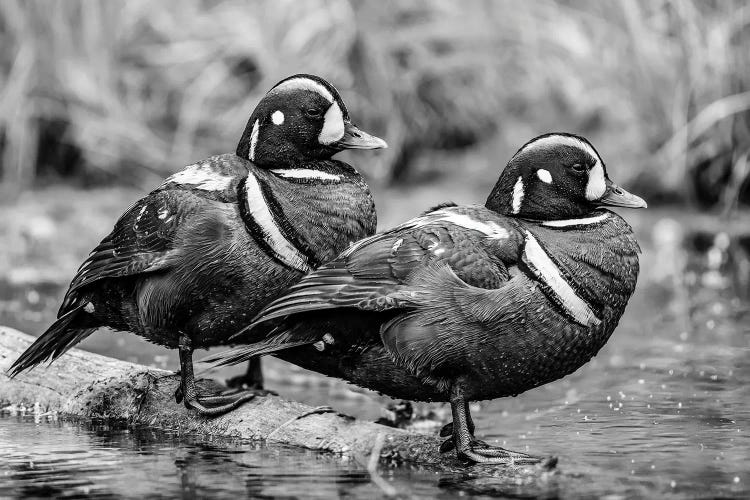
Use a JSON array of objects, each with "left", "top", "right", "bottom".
[{"left": 0, "top": 0, "right": 749, "bottom": 205}]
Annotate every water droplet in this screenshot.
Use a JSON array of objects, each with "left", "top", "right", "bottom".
[
  {"left": 734, "top": 477, "right": 740, "bottom": 484},
  {"left": 670, "top": 480, "right": 676, "bottom": 488}
]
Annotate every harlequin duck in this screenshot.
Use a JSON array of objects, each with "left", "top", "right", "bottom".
[
  {"left": 205, "top": 133, "right": 646, "bottom": 462},
  {"left": 9, "top": 74, "right": 386, "bottom": 416}
]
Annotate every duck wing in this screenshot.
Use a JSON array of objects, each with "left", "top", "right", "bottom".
[
  {"left": 239, "top": 205, "right": 522, "bottom": 337},
  {"left": 59, "top": 155, "right": 248, "bottom": 316}
]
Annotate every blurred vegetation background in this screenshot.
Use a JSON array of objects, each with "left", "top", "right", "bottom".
[
  {"left": 1, "top": 0, "right": 749, "bottom": 206},
  {"left": 1, "top": 0, "right": 749, "bottom": 384}
]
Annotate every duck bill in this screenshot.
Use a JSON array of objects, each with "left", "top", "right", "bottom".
[
  {"left": 597, "top": 180, "right": 648, "bottom": 209},
  {"left": 332, "top": 121, "right": 388, "bottom": 150}
]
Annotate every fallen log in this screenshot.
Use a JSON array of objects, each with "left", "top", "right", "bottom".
[{"left": 0, "top": 326, "right": 556, "bottom": 478}]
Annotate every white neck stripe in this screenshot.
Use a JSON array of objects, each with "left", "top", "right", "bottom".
[
  {"left": 270, "top": 169, "right": 341, "bottom": 182},
  {"left": 269, "top": 78, "right": 334, "bottom": 103},
  {"left": 523, "top": 230, "right": 600, "bottom": 326},
  {"left": 244, "top": 172, "right": 311, "bottom": 273},
  {"left": 248, "top": 120, "right": 260, "bottom": 162},
  {"left": 542, "top": 213, "right": 609, "bottom": 227}
]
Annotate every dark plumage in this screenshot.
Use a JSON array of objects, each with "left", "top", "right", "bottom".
[
  {"left": 206, "top": 133, "right": 646, "bottom": 462},
  {"left": 9, "top": 74, "right": 387, "bottom": 416}
]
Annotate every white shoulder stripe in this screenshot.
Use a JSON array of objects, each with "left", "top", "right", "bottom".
[
  {"left": 244, "top": 172, "right": 311, "bottom": 273},
  {"left": 163, "top": 163, "right": 232, "bottom": 191},
  {"left": 542, "top": 213, "right": 609, "bottom": 227},
  {"left": 270, "top": 168, "right": 341, "bottom": 182},
  {"left": 522, "top": 230, "right": 600, "bottom": 326}
]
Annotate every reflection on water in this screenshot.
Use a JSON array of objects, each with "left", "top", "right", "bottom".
[
  {"left": 0, "top": 418, "right": 398, "bottom": 499},
  {"left": 1, "top": 209, "right": 750, "bottom": 498}
]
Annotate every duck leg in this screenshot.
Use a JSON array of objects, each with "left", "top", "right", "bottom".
[
  {"left": 444, "top": 384, "right": 541, "bottom": 465},
  {"left": 177, "top": 335, "right": 263, "bottom": 417},
  {"left": 225, "top": 358, "right": 265, "bottom": 390}
]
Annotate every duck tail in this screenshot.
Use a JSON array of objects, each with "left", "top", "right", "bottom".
[
  {"left": 7, "top": 304, "right": 95, "bottom": 377},
  {"left": 201, "top": 328, "right": 317, "bottom": 368}
]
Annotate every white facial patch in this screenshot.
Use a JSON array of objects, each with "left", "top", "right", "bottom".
[
  {"left": 244, "top": 172, "right": 311, "bottom": 273},
  {"left": 318, "top": 101, "right": 345, "bottom": 145},
  {"left": 511, "top": 176, "right": 524, "bottom": 214},
  {"left": 536, "top": 169, "right": 552, "bottom": 184},
  {"left": 271, "top": 110, "right": 285, "bottom": 125},
  {"left": 270, "top": 168, "right": 341, "bottom": 182},
  {"left": 163, "top": 162, "right": 232, "bottom": 191},
  {"left": 542, "top": 212, "right": 609, "bottom": 228},
  {"left": 522, "top": 230, "right": 600, "bottom": 326},
  {"left": 248, "top": 119, "right": 260, "bottom": 162},
  {"left": 268, "top": 77, "right": 334, "bottom": 103},
  {"left": 585, "top": 162, "right": 606, "bottom": 201}
]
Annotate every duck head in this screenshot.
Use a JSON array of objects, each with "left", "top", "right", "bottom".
[
  {"left": 485, "top": 133, "right": 647, "bottom": 220},
  {"left": 236, "top": 74, "right": 387, "bottom": 167}
]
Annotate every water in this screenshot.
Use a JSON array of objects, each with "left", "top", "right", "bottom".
[{"left": 2, "top": 208, "right": 750, "bottom": 498}]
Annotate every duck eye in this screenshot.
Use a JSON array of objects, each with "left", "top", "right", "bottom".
[
  {"left": 305, "top": 108, "right": 323, "bottom": 118},
  {"left": 571, "top": 163, "right": 586, "bottom": 173}
]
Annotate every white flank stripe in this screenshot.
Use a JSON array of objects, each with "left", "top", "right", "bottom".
[
  {"left": 523, "top": 230, "right": 600, "bottom": 326},
  {"left": 585, "top": 162, "right": 606, "bottom": 200},
  {"left": 164, "top": 163, "right": 232, "bottom": 191},
  {"left": 244, "top": 172, "right": 311, "bottom": 273},
  {"left": 542, "top": 213, "right": 609, "bottom": 227},
  {"left": 432, "top": 210, "right": 509, "bottom": 240},
  {"left": 270, "top": 168, "right": 341, "bottom": 182},
  {"left": 319, "top": 101, "right": 345, "bottom": 145},
  {"left": 269, "top": 77, "right": 334, "bottom": 103},
  {"left": 342, "top": 208, "right": 510, "bottom": 258},
  {"left": 511, "top": 176, "right": 524, "bottom": 214},
  {"left": 248, "top": 119, "right": 260, "bottom": 161}
]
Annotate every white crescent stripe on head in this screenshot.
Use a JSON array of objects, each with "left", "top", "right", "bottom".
[
  {"left": 585, "top": 162, "right": 606, "bottom": 200},
  {"left": 248, "top": 119, "right": 260, "bottom": 162},
  {"left": 319, "top": 101, "right": 345, "bottom": 145},
  {"left": 269, "top": 77, "right": 334, "bottom": 103},
  {"left": 522, "top": 230, "right": 600, "bottom": 326},
  {"left": 542, "top": 213, "right": 609, "bottom": 227},
  {"left": 512, "top": 176, "right": 524, "bottom": 214},
  {"left": 518, "top": 134, "right": 600, "bottom": 163},
  {"left": 270, "top": 168, "right": 341, "bottom": 182},
  {"left": 163, "top": 163, "right": 233, "bottom": 191},
  {"left": 244, "top": 172, "right": 311, "bottom": 273}
]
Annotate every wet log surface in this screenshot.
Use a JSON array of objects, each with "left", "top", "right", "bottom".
[{"left": 0, "top": 326, "right": 557, "bottom": 480}]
